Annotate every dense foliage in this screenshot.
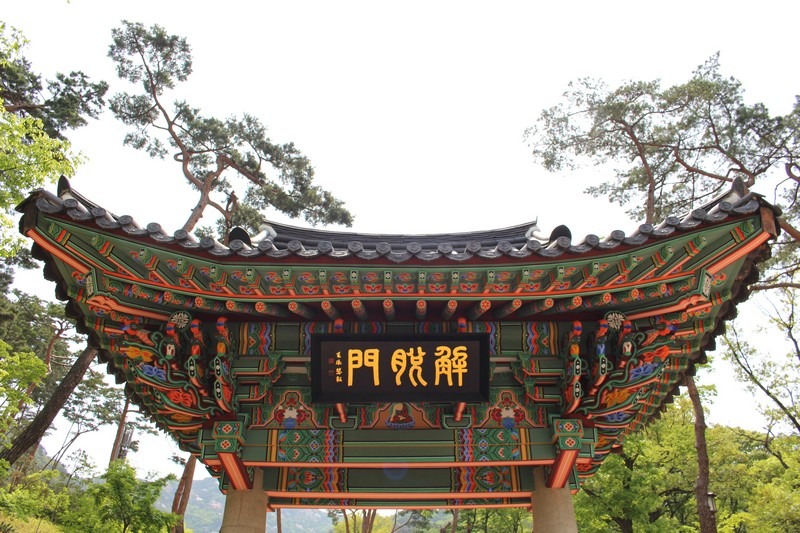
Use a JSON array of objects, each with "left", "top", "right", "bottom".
[
  {"left": 0, "top": 22, "right": 106, "bottom": 255},
  {"left": 3, "top": 19, "right": 799, "bottom": 533}
]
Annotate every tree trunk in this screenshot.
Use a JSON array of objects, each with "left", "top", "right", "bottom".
[
  {"left": 109, "top": 397, "right": 130, "bottom": 466},
  {"left": 686, "top": 375, "right": 717, "bottom": 533},
  {"left": 170, "top": 455, "right": 197, "bottom": 533},
  {"left": 0, "top": 346, "right": 97, "bottom": 466},
  {"left": 451, "top": 509, "right": 459, "bottom": 533}
]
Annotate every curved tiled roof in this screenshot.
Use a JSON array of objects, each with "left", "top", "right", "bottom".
[{"left": 18, "top": 176, "right": 771, "bottom": 263}]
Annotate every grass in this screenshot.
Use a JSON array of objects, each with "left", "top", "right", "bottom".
[{"left": 0, "top": 513, "right": 62, "bottom": 533}]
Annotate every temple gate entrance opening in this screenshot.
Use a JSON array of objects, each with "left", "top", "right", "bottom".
[{"left": 17, "top": 177, "right": 777, "bottom": 531}]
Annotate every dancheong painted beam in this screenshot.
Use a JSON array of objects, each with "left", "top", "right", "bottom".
[{"left": 17, "top": 176, "right": 777, "bottom": 510}]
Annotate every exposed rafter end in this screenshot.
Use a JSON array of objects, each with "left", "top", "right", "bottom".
[
  {"left": 518, "top": 298, "right": 554, "bottom": 317},
  {"left": 442, "top": 299, "right": 458, "bottom": 320},
  {"left": 254, "top": 301, "right": 291, "bottom": 318},
  {"left": 467, "top": 299, "right": 491, "bottom": 320},
  {"left": 351, "top": 299, "right": 367, "bottom": 321},
  {"left": 454, "top": 402, "right": 467, "bottom": 422},
  {"left": 494, "top": 299, "right": 522, "bottom": 319},
  {"left": 335, "top": 403, "right": 347, "bottom": 423},
  {"left": 383, "top": 299, "right": 395, "bottom": 320}
]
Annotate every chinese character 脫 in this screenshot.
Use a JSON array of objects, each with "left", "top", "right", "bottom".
[
  {"left": 434, "top": 345, "right": 468, "bottom": 387},
  {"left": 391, "top": 347, "right": 428, "bottom": 387}
]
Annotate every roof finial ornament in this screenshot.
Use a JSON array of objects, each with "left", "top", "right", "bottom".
[
  {"left": 251, "top": 223, "right": 278, "bottom": 244},
  {"left": 548, "top": 224, "right": 572, "bottom": 244},
  {"left": 525, "top": 218, "right": 546, "bottom": 241},
  {"left": 228, "top": 227, "right": 252, "bottom": 247},
  {"left": 526, "top": 219, "right": 572, "bottom": 245}
]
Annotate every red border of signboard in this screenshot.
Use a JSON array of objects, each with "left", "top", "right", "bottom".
[{"left": 311, "top": 333, "right": 490, "bottom": 403}]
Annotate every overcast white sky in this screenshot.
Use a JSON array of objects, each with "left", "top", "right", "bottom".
[{"left": 5, "top": 1, "right": 799, "bottom": 479}]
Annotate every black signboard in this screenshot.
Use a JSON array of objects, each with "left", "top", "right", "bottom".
[{"left": 311, "top": 333, "right": 490, "bottom": 403}]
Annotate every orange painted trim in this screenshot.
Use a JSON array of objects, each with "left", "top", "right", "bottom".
[
  {"left": 240, "top": 459, "right": 554, "bottom": 469},
  {"left": 707, "top": 232, "right": 771, "bottom": 274},
  {"left": 106, "top": 256, "right": 136, "bottom": 278},
  {"left": 219, "top": 452, "right": 252, "bottom": 490},
  {"left": 547, "top": 449, "right": 579, "bottom": 488},
  {"left": 273, "top": 502, "right": 531, "bottom": 510},
  {"left": 454, "top": 402, "right": 467, "bottom": 422},
  {"left": 26, "top": 229, "right": 90, "bottom": 275},
  {"left": 626, "top": 294, "right": 705, "bottom": 321},
  {"left": 93, "top": 266, "right": 695, "bottom": 305},
  {"left": 85, "top": 295, "right": 170, "bottom": 321}
]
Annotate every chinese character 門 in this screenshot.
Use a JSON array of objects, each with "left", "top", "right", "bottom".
[
  {"left": 391, "top": 347, "right": 428, "bottom": 387},
  {"left": 348, "top": 348, "right": 380, "bottom": 386},
  {"left": 434, "top": 345, "right": 468, "bottom": 386}
]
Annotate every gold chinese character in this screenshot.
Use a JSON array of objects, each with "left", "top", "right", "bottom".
[
  {"left": 348, "top": 348, "right": 380, "bottom": 386},
  {"left": 391, "top": 347, "right": 427, "bottom": 387},
  {"left": 434, "top": 345, "right": 468, "bottom": 386}
]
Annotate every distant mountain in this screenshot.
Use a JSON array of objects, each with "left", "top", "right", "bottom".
[{"left": 158, "top": 477, "right": 334, "bottom": 533}]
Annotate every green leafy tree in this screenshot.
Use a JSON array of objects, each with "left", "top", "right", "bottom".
[
  {"left": 388, "top": 509, "right": 433, "bottom": 532},
  {"left": 90, "top": 461, "right": 178, "bottom": 533},
  {"left": 723, "top": 292, "right": 800, "bottom": 436},
  {"left": 0, "top": 103, "right": 75, "bottom": 253},
  {"left": 526, "top": 54, "right": 800, "bottom": 233},
  {"left": 44, "top": 369, "right": 130, "bottom": 470},
  {"left": 485, "top": 508, "right": 531, "bottom": 533},
  {"left": 0, "top": 22, "right": 107, "bottom": 255},
  {"left": 573, "top": 396, "right": 800, "bottom": 533},
  {"left": 107, "top": 20, "right": 353, "bottom": 238}
]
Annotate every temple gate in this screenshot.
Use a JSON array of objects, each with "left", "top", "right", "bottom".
[{"left": 17, "top": 177, "right": 777, "bottom": 531}]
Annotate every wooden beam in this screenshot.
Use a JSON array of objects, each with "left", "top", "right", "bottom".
[
  {"left": 335, "top": 403, "right": 347, "bottom": 423},
  {"left": 383, "top": 299, "right": 396, "bottom": 320},
  {"left": 415, "top": 299, "right": 427, "bottom": 320},
  {"left": 288, "top": 301, "right": 315, "bottom": 319},
  {"left": 351, "top": 299, "right": 368, "bottom": 321},
  {"left": 441, "top": 299, "right": 458, "bottom": 320},
  {"left": 518, "top": 298, "right": 554, "bottom": 317},
  {"left": 494, "top": 299, "right": 522, "bottom": 319},
  {"left": 546, "top": 449, "right": 579, "bottom": 489},
  {"left": 321, "top": 300, "right": 340, "bottom": 320},
  {"left": 467, "top": 299, "right": 491, "bottom": 320},
  {"left": 218, "top": 452, "right": 252, "bottom": 490}
]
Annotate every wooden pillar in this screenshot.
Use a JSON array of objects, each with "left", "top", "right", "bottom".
[
  {"left": 220, "top": 470, "right": 268, "bottom": 533},
  {"left": 531, "top": 467, "right": 577, "bottom": 533}
]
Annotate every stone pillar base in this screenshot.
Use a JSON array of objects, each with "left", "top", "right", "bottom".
[
  {"left": 532, "top": 467, "right": 578, "bottom": 533},
  {"left": 219, "top": 471, "right": 268, "bottom": 533}
]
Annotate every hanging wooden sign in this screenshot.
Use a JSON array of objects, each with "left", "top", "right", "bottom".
[{"left": 311, "top": 333, "right": 490, "bottom": 403}]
